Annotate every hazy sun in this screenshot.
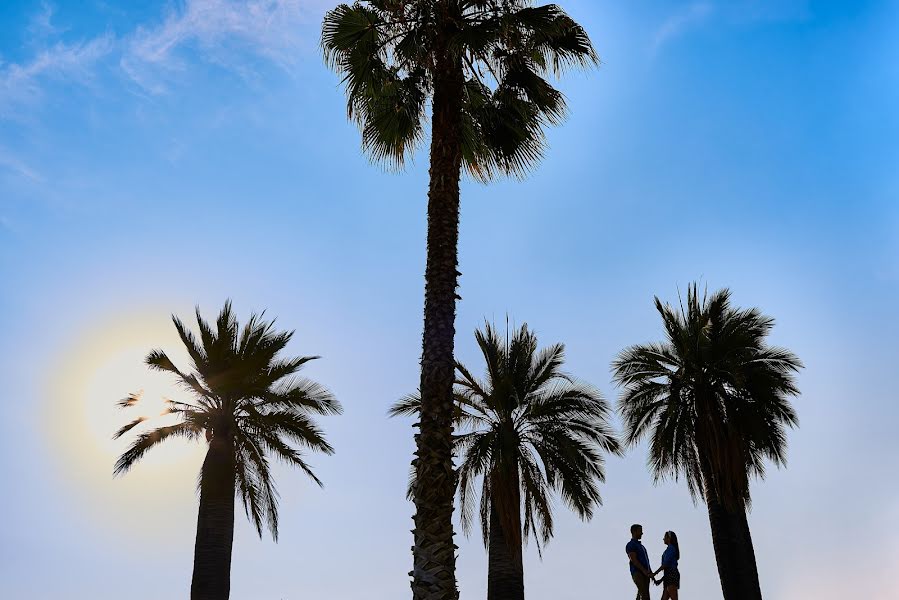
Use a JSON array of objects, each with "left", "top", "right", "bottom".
[{"left": 46, "top": 309, "right": 206, "bottom": 535}]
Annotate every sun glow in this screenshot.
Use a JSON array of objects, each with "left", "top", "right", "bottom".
[{"left": 46, "top": 309, "right": 206, "bottom": 536}]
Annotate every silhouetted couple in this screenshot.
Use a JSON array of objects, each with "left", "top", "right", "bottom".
[{"left": 626, "top": 523, "right": 680, "bottom": 600}]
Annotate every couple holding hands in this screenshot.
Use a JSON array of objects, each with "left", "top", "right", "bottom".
[{"left": 626, "top": 523, "right": 681, "bottom": 600}]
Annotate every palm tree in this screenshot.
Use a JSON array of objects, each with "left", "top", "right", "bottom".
[
  {"left": 113, "top": 302, "right": 341, "bottom": 600},
  {"left": 391, "top": 322, "right": 620, "bottom": 600},
  {"left": 322, "top": 4, "right": 597, "bottom": 597},
  {"left": 612, "top": 285, "right": 802, "bottom": 600}
]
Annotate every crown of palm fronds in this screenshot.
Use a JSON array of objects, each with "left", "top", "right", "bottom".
[
  {"left": 391, "top": 321, "right": 620, "bottom": 554},
  {"left": 612, "top": 284, "right": 802, "bottom": 510},
  {"left": 322, "top": 1, "right": 597, "bottom": 181},
  {"left": 113, "top": 301, "right": 342, "bottom": 540}
]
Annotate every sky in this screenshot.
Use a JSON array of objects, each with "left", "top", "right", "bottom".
[{"left": 1, "top": 1, "right": 897, "bottom": 599}]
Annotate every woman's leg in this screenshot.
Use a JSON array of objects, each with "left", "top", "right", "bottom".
[
  {"left": 665, "top": 584, "right": 678, "bottom": 600},
  {"left": 659, "top": 587, "right": 670, "bottom": 600}
]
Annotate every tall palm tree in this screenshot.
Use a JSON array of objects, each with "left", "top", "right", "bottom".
[
  {"left": 612, "top": 285, "right": 802, "bottom": 600},
  {"left": 392, "top": 322, "right": 620, "bottom": 600},
  {"left": 113, "top": 302, "right": 341, "bottom": 600},
  {"left": 322, "top": 4, "right": 597, "bottom": 598}
]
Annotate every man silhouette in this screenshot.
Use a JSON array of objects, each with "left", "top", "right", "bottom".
[{"left": 626, "top": 523, "right": 653, "bottom": 600}]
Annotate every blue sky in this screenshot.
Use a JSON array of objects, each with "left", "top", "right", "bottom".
[{"left": 1, "top": 1, "right": 897, "bottom": 599}]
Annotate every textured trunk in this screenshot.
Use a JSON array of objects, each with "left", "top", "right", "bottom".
[
  {"left": 191, "top": 435, "right": 236, "bottom": 600},
  {"left": 487, "top": 501, "right": 524, "bottom": 600},
  {"left": 410, "top": 3, "right": 464, "bottom": 600},
  {"left": 704, "top": 477, "right": 763, "bottom": 600}
]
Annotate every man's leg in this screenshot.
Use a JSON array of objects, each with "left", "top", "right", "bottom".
[{"left": 631, "top": 573, "right": 651, "bottom": 600}]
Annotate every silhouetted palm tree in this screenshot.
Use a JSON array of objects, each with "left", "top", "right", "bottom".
[
  {"left": 392, "top": 322, "right": 619, "bottom": 600},
  {"left": 612, "top": 285, "right": 802, "bottom": 600},
  {"left": 113, "top": 302, "right": 341, "bottom": 600},
  {"left": 322, "top": 4, "right": 597, "bottom": 597}
]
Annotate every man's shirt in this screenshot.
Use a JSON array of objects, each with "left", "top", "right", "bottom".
[{"left": 626, "top": 538, "right": 650, "bottom": 575}]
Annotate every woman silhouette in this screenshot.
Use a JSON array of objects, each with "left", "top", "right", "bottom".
[{"left": 653, "top": 531, "right": 680, "bottom": 599}]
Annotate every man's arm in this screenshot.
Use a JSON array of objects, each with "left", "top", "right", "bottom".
[{"left": 628, "top": 551, "right": 653, "bottom": 578}]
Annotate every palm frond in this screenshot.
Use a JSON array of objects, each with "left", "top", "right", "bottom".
[
  {"left": 116, "top": 391, "right": 142, "bottom": 409},
  {"left": 113, "top": 422, "right": 200, "bottom": 476},
  {"left": 112, "top": 416, "right": 147, "bottom": 440},
  {"left": 235, "top": 430, "right": 280, "bottom": 539},
  {"left": 172, "top": 314, "right": 206, "bottom": 372},
  {"left": 145, "top": 349, "right": 211, "bottom": 399},
  {"left": 322, "top": 3, "right": 426, "bottom": 168},
  {"left": 260, "top": 377, "right": 342, "bottom": 416},
  {"left": 244, "top": 408, "right": 335, "bottom": 456},
  {"left": 388, "top": 393, "right": 422, "bottom": 418},
  {"left": 250, "top": 425, "right": 324, "bottom": 489},
  {"left": 389, "top": 391, "right": 491, "bottom": 429},
  {"left": 265, "top": 356, "right": 318, "bottom": 385},
  {"left": 456, "top": 429, "right": 495, "bottom": 539},
  {"left": 519, "top": 449, "right": 552, "bottom": 549}
]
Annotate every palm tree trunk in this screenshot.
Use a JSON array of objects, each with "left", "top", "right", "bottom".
[
  {"left": 191, "top": 435, "right": 236, "bottom": 600},
  {"left": 487, "top": 500, "right": 525, "bottom": 600},
  {"left": 411, "top": 3, "right": 464, "bottom": 600},
  {"left": 733, "top": 507, "right": 763, "bottom": 600},
  {"left": 697, "top": 411, "right": 764, "bottom": 600},
  {"left": 705, "top": 489, "right": 763, "bottom": 600}
]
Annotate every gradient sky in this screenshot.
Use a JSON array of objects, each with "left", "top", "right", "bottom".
[{"left": 1, "top": 1, "right": 897, "bottom": 599}]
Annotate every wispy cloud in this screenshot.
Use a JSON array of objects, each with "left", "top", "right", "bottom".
[
  {"left": 650, "top": 2, "right": 714, "bottom": 56},
  {"left": 648, "top": 0, "right": 811, "bottom": 57},
  {"left": 0, "top": 147, "right": 43, "bottom": 182},
  {"left": 120, "top": 0, "right": 330, "bottom": 92},
  {"left": 729, "top": 0, "right": 810, "bottom": 24},
  {"left": 0, "top": 148, "right": 43, "bottom": 181},
  {"left": 1, "top": 0, "right": 333, "bottom": 113},
  {"left": 26, "top": 2, "right": 65, "bottom": 41},
  {"left": 0, "top": 33, "right": 113, "bottom": 118}
]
